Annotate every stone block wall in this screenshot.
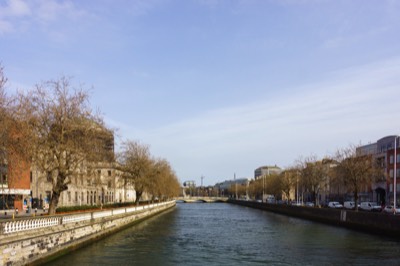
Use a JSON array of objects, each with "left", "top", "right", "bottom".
[
  {"left": 229, "top": 200, "right": 400, "bottom": 238},
  {"left": 0, "top": 201, "right": 176, "bottom": 265}
]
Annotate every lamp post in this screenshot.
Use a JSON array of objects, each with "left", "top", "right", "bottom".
[
  {"left": 296, "top": 171, "right": 299, "bottom": 205},
  {"left": 234, "top": 173, "right": 237, "bottom": 199},
  {"left": 394, "top": 136, "right": 398, "bottom": 208},
  {"left": 262, "top": 174, "right": 265, "bottom": 202}
]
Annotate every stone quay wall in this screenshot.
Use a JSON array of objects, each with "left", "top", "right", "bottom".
[
  {"left": 0, "top": 201, "right": 176, "bottom": 265},
  {"left": 229, "top": 200, "right": 400, "bottom": 238}
]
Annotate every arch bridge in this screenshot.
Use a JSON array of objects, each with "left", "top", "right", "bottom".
[{"left": 175, "top": 197, "right": 228, "bottom": 203}]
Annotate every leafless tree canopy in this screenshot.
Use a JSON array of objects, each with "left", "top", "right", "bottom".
[
  {"left": 21, "top": 77, "right": 111, "bottom": 214},
  {"left": 334, "top": 145, "right": 384, "bottom": 209},
  {"left": 117, "top": 140, "right": 180, "bottom": 204},
  {"left": 117, "top": 140, "right": 152, "bottom": 204}
]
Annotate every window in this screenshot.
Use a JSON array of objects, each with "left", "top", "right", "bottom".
[
  {"left": 390, "top": 155, "right": 394, "bottom": 164},
  {"left": 67, "top": 191, "right": 71, "bottom": 202},
  {"left": 390, "top": 169, "right": 394, "bottom": 177},
  {"left": 97, "top": 170, "right": 101, "bottom": 176},
  {"left": 30, "top": 171, "right": 33, "bottom": 183},
  {"left": 397, "top": 154, "right": 400, "bottom": 163},
  {"left": 75, "top": 191, "right": 78, "bottom": 202},
  {"left": 390, "top": 184, "right": 393, "bottom": 192},
  {"left": 108, "top": 170, "right": 112, "bottom": 177},
  {"left": 0, "top": 173, "right": 7, "bottom": 185},
  {"left": 46, "top": 191, "right": 51, "bottom": 202}
]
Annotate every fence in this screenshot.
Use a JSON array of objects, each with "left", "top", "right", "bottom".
[{"left": 0, "top": 201, "right": 172, "bottom": 234}]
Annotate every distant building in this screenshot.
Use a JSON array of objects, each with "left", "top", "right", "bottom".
[
  {"left": 215, "top": 177, "right": 250, "bottom": 199},
  {"left": 254, "top": 165, "right": 282, "bottom": 179},
  {"left": 356, "top": 135, "right": 399, "bottom": 205},
  {"left": 183, "top": 180, "right": 196, "bottom": 188},
  {"left": 182, "top": 180, "right": 196, "bottom": 197},
  {"left": 216, "top": 178, "right": 249, "bottom": 191}
]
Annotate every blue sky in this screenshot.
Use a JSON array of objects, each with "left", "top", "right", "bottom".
[{"left": 1, "top": 0, "right": 400, "bottom": 186}]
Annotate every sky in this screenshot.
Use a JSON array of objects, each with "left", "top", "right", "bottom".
[{"left": 1, "top": 0, "right": 400, "bottom": 186}]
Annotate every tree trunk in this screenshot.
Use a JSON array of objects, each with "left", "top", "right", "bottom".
[
  {"left": 48, "top": 173, "right": 68, "bottom": 215},
  {"left": 135, "top": 190, "right": 143, "bottom": 205},
  {"left": 48, "top": 191, "right": 60, "bottom": 215},
  {"left": 354, "top": 190, "right": 359, "bottom": 211}
]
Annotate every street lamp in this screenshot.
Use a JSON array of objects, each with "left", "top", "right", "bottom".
[
  {"left": 296, "top": 171, "right": 299, "bottom": 205},
  {"left": 394, "top": 136, "right": 398, "bottom": 208}
]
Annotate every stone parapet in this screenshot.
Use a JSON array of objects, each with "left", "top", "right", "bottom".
[
  {"left": 0, "top": 201, "right": 175, "bottom": 265},
  {"left": 229, "top": 200, "right": 400, "bottom": 238}
]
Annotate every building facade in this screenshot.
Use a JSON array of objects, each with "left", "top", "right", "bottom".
[
  {"left": 0, "top": 152, "right": 31, "bottom": 211},
  {"left": 254, "top": 165, "right": 282, "bottom": 180},
  {"left": 356, "top": 135, "right": 399, "bottom": 205}
]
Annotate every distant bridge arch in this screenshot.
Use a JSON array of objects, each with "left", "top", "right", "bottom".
[{"left": 175, "top": 197, "right": 228, "bottom": 203}]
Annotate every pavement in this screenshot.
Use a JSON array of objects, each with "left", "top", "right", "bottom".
[{"left": 0, "top": 209, "right": 48, "bottom": 220}]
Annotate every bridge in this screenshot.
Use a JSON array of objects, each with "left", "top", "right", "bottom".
[{"left": 175, "top": 197, "right": 229, "bottom": 203}]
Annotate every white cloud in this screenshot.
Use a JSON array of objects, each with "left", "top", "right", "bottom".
[
  {"left": 0, "top": 0, "right": 31, "bottom": 33},
  {"left": 118, "top": 57, "right": 400, "bottom": 181},
  {"left": 0, "top": 0, "right": 89, "bottom": 36},
  {"left": 0, "top": 0, "right": 31, "bottom": 17}
]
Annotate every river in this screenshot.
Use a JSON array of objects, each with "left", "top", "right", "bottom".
[{"left": 45, "top": 203, "right": 400, "bottom": 265}]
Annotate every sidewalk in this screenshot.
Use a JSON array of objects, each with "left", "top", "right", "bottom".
[{"left": 0, "top": 209, "right": 48, "bottom": 220}]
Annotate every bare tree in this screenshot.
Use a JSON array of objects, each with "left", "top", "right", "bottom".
[
  {"left": 267, "top": 173, "right": 282, "bottom": 199},
  {"left": 21, "top": 77, "right": 110, "bottom": 214},
  {"left": 149, "top": 158, "right": 180, "bottom": 201},
  {"left": 299, "top": 156, "right": 329, "bottom": 206},
  {"left": 335, "top": 145, "right": 384, "bottom": 210},
  {"left": 117, "top": 140, "right": 152, "bottom": 205},
  {"left": 156, "top": 159, "right": 181, "bottom": 200},
  {"left": 281, "top": 169, "right": 297, "bottom": 202},
  {"left": 0, "top": 65, "right": 9, "bottom": 164}
]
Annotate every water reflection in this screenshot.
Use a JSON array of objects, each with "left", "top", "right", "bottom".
[{"left": 46, "top": 203, "right": 400, "bottom": 266}]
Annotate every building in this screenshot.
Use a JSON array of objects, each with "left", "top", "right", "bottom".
[
  {"left": 0, "top": 160, "right": 31, "bottom": 211},
  {"left": 29, "top": 125, "right": 138, "bottom": 209},
  {"left": 216, "top": 177, "right": 250, "bottom": 199},
  {"left": 356, "top": 135, "right": 399, "bottom": 205},
  {"left": 0, "top": 125, "right": 31, "bottom": 211},
  {"left": 182, "top": 180, "right": 196, "bottom": 197},
  {"left": 254, "top": 165, "right": 282, "bottom": 180}
]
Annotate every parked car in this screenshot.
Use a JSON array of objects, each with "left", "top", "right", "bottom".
[
  {"left": 305, "top": 202, "right": 315, "bottom": 207},
  {"left": 383, "top": 205, "right": 400, "bottom": 215},
  {"left": 360, "top": 202, "right": 382, "bottom": 212},
  {"left": 343, "top": 201, "right": 360, "bottom": 210},
  {"left": 328, "top": 202, "right": 343, "bottom": 209}
]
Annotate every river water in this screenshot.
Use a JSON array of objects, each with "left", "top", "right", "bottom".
[{"left": 46, "top": 203, "right": 400, "bottom": 265}]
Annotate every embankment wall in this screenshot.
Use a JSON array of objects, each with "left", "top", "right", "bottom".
[
  {"left": 0, "top": 201, "right": 175, "bottom": 265},
  {"left": 229, "top": 200, "right": 400, "bottom": 238}
]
